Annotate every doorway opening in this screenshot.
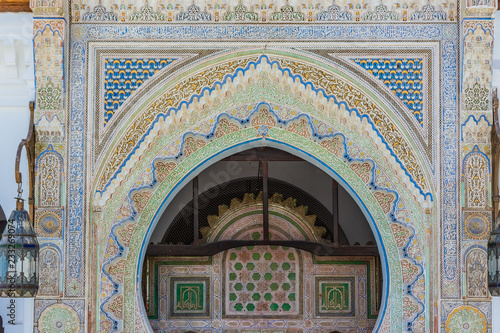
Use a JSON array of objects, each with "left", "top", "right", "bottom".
[{"left": 143, "top": 147, "right": 382, "bottom": 332}]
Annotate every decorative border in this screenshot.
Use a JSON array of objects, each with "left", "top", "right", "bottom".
[
  {"left": 71, "top": 0, "right": 457, "bottom": 24},
  {"left": 314, "top": 276, "right": 356, "bottom": 317},
  {"left": 67, "top": 23, "right": 459, "bottom": 331},
  {"left": 168, "top": 276, "right": 211, "bottom": 319},
  {"left": 34, "top": 299, "right": 86, "bottom": 333}
]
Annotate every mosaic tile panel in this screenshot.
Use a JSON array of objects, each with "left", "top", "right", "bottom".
[
  {"left": 315, "top": 276, "right": 356, "bottom": 317},
  {"left": 146, "top": 202, "right": 379, "bottom": 332},
  {"left": 224, "top": 245, "right": 301, "bottom": 318},
  {"left": 149, "top": 251, "right": 379, "bottom": 332},
  {"left": 103, "top": 58, "right": 176, "bottom": 125},
  {"left": 168, "top": 276, "right": 211, "bottom": 318},
  {"left": 352, "top": 58, "right": 424, "bottom": 126}
]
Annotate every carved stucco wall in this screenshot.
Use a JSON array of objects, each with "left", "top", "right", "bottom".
[{"left": 26, "top": 0, "right": 498, "bottom": 332}]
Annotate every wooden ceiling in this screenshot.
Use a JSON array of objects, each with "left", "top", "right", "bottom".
[{"left": 0, "top": 0, "right": 31, "bottom": 12}]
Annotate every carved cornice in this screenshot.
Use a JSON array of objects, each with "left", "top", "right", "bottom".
[
  {"left": 30, "top": 0, "right": 63, "bottom": 16},
  {"left": 71, "top": 0, "right": 457, "bottom": 23},
  {"left": 464, "top": 6, "right": 496, "bottom": 17}
]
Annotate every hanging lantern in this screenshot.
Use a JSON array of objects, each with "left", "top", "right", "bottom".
[
  {"left": 0, "top": 198, "right": 39, "bottom": 297},
  {"left": 0, "top": 101, "right": 38, "bottom": 297},
  {"left": 489, "top": 90, "right": 500, "bottom": 295},
  {"left": 489, "top": 211, "right": 500, "bottom": 296}
]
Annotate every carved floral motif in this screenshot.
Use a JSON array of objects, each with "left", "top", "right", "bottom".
[
  {"left": 465, "top": 248, "right": 488, "bottom": 298},
  {"left": 38, "top": 248, "right": 60, "bottom": 296},
  {"left": 464, "top": 149, "right": 488, "bottom": 209},
  {"left": 38, "top": 150, "right": 62, "bottom": 208}
]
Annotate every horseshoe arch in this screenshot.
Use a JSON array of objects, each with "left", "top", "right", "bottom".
[{"left": 90, "top": 49, "right": 435, "bottom": 332}]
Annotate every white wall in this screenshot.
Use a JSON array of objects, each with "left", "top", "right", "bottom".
[
  {"left": 0, "top": 12, "right": 34, "bottom": 333},
  {"left": 0, "top": 12, "right": 33, "bottom": 216}
]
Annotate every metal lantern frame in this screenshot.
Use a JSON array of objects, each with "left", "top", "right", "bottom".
[
  {"left": 489, "top": 215, "right": 500, "bottom": 295},
  {"left": 489, "top": 90, "right": 500, "bottom": 296},
  {"left": 0, "top": 102, "right": 39, "bottom": 298}
]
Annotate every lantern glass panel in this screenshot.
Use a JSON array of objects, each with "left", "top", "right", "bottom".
[{"left": 0, "top": 207, "right": 39, "bottom": 297}]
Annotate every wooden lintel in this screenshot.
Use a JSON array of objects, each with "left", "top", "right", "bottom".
[
  {"left": 147, "top": 241, "right": 379, "bottom": 257},
  {"left": 193, "top": 176, "right": 199, "bottom": 246},
  {"left": 332, "top": 179, "right": 339, "bottom": 247},
  {"left": 262, "top": 160, "right": 269, "bottom": 240}
]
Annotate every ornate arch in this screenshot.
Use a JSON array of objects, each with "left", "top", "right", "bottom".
[
  {"left": 37, "top": 144, "right": 63, "bottom": 208},
  {"left": 93, "top": 49, "right": 434, "bottom": 203},
  {"left": 90, "top": 51, "right": 436, "bottom": 332},
  {"left": 462, "top": 145, "right": 490, "bottom": 209}
]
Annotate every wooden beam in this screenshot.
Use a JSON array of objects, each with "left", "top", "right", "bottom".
[
  {"left": 193, "top": 176, "right": 199, "bottom": 246},
  {"left": 222, "top": 147, "right": 303, "bottom": 161},
  {"left": 492, "top": 88, "right": 499, "bottom": 220},
  {"left": 263, "top": 160, "right": 269, "bottom": 240},
  {"left": 0, "top": 0, "right": 31, "bottom": 12},
  {"left": 147, "top": 241, "right": 379, "bottom": 257},
  {"left": 332, "top": 179, "right": 339, "bottom": 247}
]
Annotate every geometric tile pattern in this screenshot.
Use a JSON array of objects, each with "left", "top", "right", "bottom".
[
  {"left": 352, "top": 58, "right": 424, "bottom": 126},
  {"left": 103, "top": 58, "right": 176, "bottom": 125},
  {"left": 168, "top": 276, "right": 210, "bottom": 318},
  {"left": 225, "top": 244, "right": 300, "bottom": 318},
  {"left": 463, "top": 211, "right": 490, "bottom": 240},
  {"left": 315, "top": 276, "right": 356, "bottom": 317}
]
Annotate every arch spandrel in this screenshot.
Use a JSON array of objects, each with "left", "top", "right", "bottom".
[
  {"left": 92, "top": 50, "right": 434, "bottom": 206},
  {"left": 92, "top": 94, "right": 431, "bottom": 331}
]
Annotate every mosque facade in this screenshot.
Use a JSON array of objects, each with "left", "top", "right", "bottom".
[{"left": 27, "top": 0, "right": 497, "bottom": 332}]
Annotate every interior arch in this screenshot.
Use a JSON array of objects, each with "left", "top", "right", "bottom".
[
  {"left": 142, "top": 147, "right": 383, "bottom": 330},
  {"left": 93, "top": 121, "right": 424, "bottom": 332}
]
